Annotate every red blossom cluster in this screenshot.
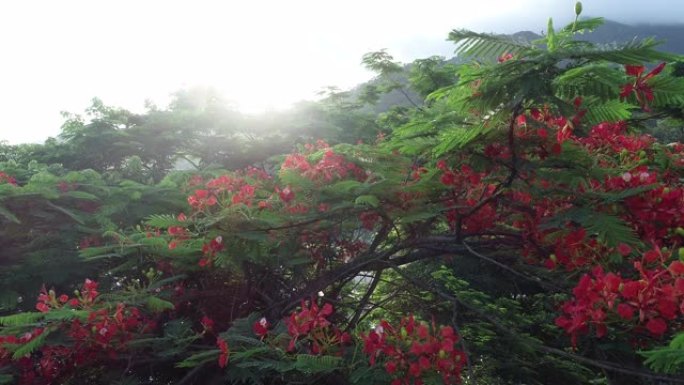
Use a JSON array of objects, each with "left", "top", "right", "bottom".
[
  {"left": 361, "top": 316, "right": 465, "bottom": 385},
  {"left": 437, "top": 160, "right": 497, "bottom": 234},
  {"left": 284, "top": 301, "right": 350, "bottom": 354},
  {"left": 556, "top": 259, "right": 684, "bottom": 345},
  {"left": 281, "top": 145, "right": 367, "bottom": 184},
  {"left": 199, "top": 236, "right": 224, "bottom": 267},
  {"left": 167, "top": 221, "right": 190, "bottom": 250},
  {"left": 435, "top": 81, "right": 684, "bottom": 347},
  {"left": 0, "top": 280, "right": 150, "bottom": 384},
  {"left": 0, "top": 171, "right": 17, "bottom": 186},
  {"left": 187, "top": 165, "right": 269, "bottom": 211},
  {"left": 35, "top": 279, "right": 99, "bottom": 313},
  {"left": 187, "top": 189, "right": 218, "bottom": 210},
  {"left": 578, "top": 121, "right": 654, "bottom": 153}
]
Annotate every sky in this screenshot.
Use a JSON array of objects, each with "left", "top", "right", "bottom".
[{"left": 1, "top": 0, "right": 682, "bottom": 144}]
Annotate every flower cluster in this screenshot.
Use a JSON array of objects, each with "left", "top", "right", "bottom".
[
  {"left": 35, "top": 279, "right": 99, "bottom": 313},
  {"left": 0, "top": 171, "right": 17, "bottom": 186},
  {"left": 437, "top": 160, "right": 497, "bottom": 234},
  {"left": 0, "top": 280, "right": 150, "bottom": 384},
  {"left": 556, "top": 258, "right": 684, "bottom": 346},
  {"left": 281, "top": 144, "right": 367, "bottom": 184},
  {"left": 283, "top": 301, "right": 350, "bottom": 354},
  {"left": 199, "top": 236, "right": 224, "bottom": 267},
  {"left": 361, "top": 316, "right": 465, "bottom": 385}
]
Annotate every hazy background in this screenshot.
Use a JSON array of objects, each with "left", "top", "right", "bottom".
[{"left": 1, "top": 0, "right": 682, "bottom": 144}]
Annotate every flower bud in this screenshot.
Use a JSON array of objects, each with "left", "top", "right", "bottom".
[{"left": 575, "top": 1, "right": 582, "bottom": 16}]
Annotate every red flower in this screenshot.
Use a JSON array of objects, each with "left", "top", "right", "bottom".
[
  {"left": 668, "top": 261, "right": 684, "bottom": 275},
  {"left": 385, "top": 361, "right": 397, "bottom": 374},
  {"left": 620, "top": 63, "right": 666, "bottom": 111},
  {"left": 645, "top": 318, "right": 667, "bottom": 336},
  {"left": 201, "top": 316, "right": 215, "bottom": 332},
  {"left": 617, "top": 303, "right": 634, "bottom": 320},
  {"left": 217, "top": 337, "right": 229, "bottom": 368},
  {"left": 82, "top": 279, "right": 99, "bottom": 303},
  {"left": 253, "top": 317, "right": 270, "bottom": 338},
  {"left": 498, "top": 53, "right": 514, "bottom": 63},
  {"left": 0, "top": 172, "right": 17, "bottom": 186},
  {"left": 187, "top": 189, "right": 218, "bottom": 210},
  {"left": 617, "top": 243, "right": 632, "bottom": 257},
  {"left": 277, "top": 186, "right": 295, "bottom": 204}
]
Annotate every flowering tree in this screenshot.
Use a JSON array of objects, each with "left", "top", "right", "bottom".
[{"left": 2, "top": 7, "right": 684, "bottom": 385}]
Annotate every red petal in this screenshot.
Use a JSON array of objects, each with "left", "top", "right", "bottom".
[
  {"left": 645, "top": 62, "right": 666, "bottom": 79},
  {"left": 645, "top": 318, "right": 667, "bottom": 336},
  {"left": 617, "top": 303, "right": 634, "bottom": 320},
  {"left": 625, "top": 65, "right": 645, "bottom": 77},
  {"left": 668, "top": 261, "right": 684, "bottom": 275},
  {"left": 620, "top": 84, "right": 634, "bottom": 98}
]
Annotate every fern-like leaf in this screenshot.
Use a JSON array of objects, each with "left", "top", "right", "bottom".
[
  {"left": 12, "top": 329, "right": 51, "bottom": 359},
  {"left": 146, "top": 296, "right": 175, "bottom": 313},
  {"left": 293, "top": 354, "right": 342, "bottom": 374},
  {"left": 583, "top": 100, "right": 634, "bottom": 126},
  {"left": 175, "top": 349, "right": 219, "bottom": 368},
  {"left": 641, "top": 333, "right": 684, "bottom": 374},
  {"left": 145, "top": 214, "right": 185, "bottom": 229},
  {"left": 579, "top": 38, "right": 679, "bottom": 65},
  {"left": 0, "top": 312, "right": 45, "bottom": 326},
  {"left": 560, "top": 17, "right": 605, "bottom": 34},
  {"left": 448, "top": 30, "right": 533, "bottom": 60}
]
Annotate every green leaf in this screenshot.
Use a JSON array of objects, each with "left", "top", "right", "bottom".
[
  {"left": 294, "top": 354, "right": 342, "bottom": 374},
  {"left": 641, "top": 332, "right": 684, "bottom": 374},
  {"left": 355, "top": 195, "right": 380, "bottom": 208},
  {"left": 12, "top": 328, "right": 51, "bottom": 359},
  {"left": 64, "top": 190, "right": 99, "bottom": 200},
  {"left": 448, "top": 30, "right": 533, "bottom": 60},
  {"left": 561, "top": 17, "right": 604, "bottom": 33},
  {"left": 145, "top": 214, "right": 185, "bottom": 229},
  {"left": 433, "top": 124, "right": 493, "bottom": 155},
  {"left": 547, "top": 18, "right": 557, "bottom": 52},
  {"left": 146, "top": 296, "right": 175, "bottom": 313},
  {"left": 398, "top": 211, "right": 438, "bottom": 224},
  {"left": 175, "top": 349, "right": 219, "bottom": 368},
  {"left": 284, "top": 257, "right": 313, "bottom": 267},
  {"left": 326, "top": 180, "right": 364, "bottom": 194},
  {"left": 0, "top": 205, "right": 20, "bottom": 223},
  {"left": 44, "top": 201, "right": 85, "bottom": 225},
  {"left": 147, "top": 274, "right": 188, "bottom": 291},
  {"left": 541, "top": 208, "right": 638, "bottom": 247},
  {"left": 230, "top": 346, "right": 272, "bottom": 361},
  {"left": 0, "top": 312, "right": 45, "bottom": 326},
  {"left": 583, "top": 100, "right": 633, "bottom": 126},
  {"left": 43, "top": 309, "right": 89, "bottom": 322}
]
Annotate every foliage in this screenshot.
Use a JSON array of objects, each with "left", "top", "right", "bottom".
[{"left": 1, "top": 5, "right": 684, "bottom": 385}]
